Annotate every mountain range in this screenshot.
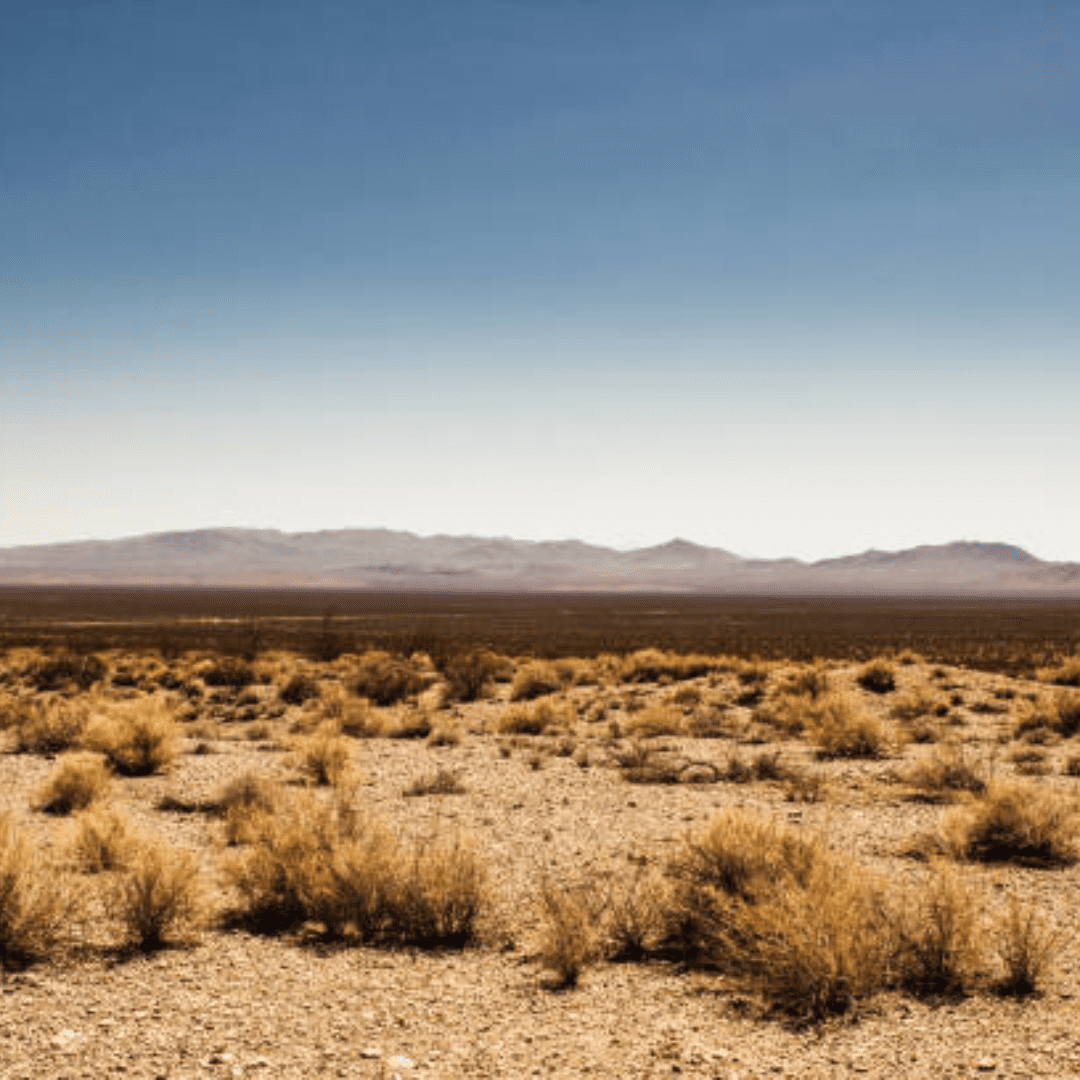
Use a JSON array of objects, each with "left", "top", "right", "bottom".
[{"left": 1, "top": 529, "right": 1078, "bottom": 595}]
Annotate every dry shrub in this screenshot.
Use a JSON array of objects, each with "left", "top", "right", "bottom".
[
  {"left": 1015, "top": 692, "right": 1080, "bottom": 741},
  {"left": 856, "top": 658, "right": 896, "bottom": 694},
  {"left": 779, "top": 663, "right": 830, "bottom": 700},
  {"left": 903, "top": 744, "right": 989, "bottom": 802},
  {"left": 70, "top": 806, "right": 137, "bottom": 872},
  {"left": 669, "top": 684, "right": 702, "bottom": 707},
  {"left": 279, "top": 672, "right": 320, "bottom": 706},
  {"left": 110, "top": 840, "right": 203, "bottom": 950},
  {"left": 0, "top": 813, "right": 73, "bottom": 971},
  {"left": 316, "top": 685, "right": 384, "bottom": 738},
  {"left": 35, "top": 752, "right": 111, "bottom": 815},
  {"left": 403, "top": 767, "right": 466, "bottom": 797},
  {"left": 892, "top": 864, "right": 980, "bottom": 997},
  {"left": 510, "top": 660, "right": 567, "bottom": 701},
  {"left": 383, "top": 707, "right": 433, "bottom": 740},
  {"left": 214, "top": 772, "right": 286, "bottom": 846},
  {"left": 220, "top": 790, "right": 338, "bottom": 930},
  {"left": 223, "top": 792, "right": 487, "bottom": 947},
  {"left": 535, "top": 880, "right": 605, "bottom": 988},
  {"left": 663, "top": 809, "right": 892, "bottom": 1019},
  {"left": 295, "top": 723, "right": 352, "bottom": 786},
  {"left": 497, "top": 699, "right": 573, "bottom": 736},
  {"left": 351, "top": 650, "right": 428, "bottom": 706},
  {"left": 808, "top": 692, "right": 888, "bottom": 759},
  {"left": 440, "top": 650, "right": 508, "bottom": 703},
  {"left": 84, "top": 699, "right": 178, "bottom": 776},
  {"left": 619, "top": 649, "right": 721, "bottom": 685},
  {"left": 200, "top": 658, "right": 255, "bottom": 689},
  {"left": 13, "top": 698, "right": 88, "bottom": 755},
  {"left": 993, "top": 895, "right": 1060, "bottom": 997},
  {"left": 0, "top": 692, "right": 24, "bottom": 731},
  {"left": 942, "top": 780, "right": 1078, "bottom": 866},
  {"left": 752, "top": 693, "right": 817, "bottom": 737},
  {"left": 624, "top": 703, "right": 684, "bottom": 739},
  {"left": 26, "top": 652, "right": 107, "bottom": 693},
  {"left": 685, "top": 707, "right": 731, "bottom": 739},
  {"left": 1036, "top": 655, "right": 1080, "bottom": 688},
  {"left": 617, "top": 741, "right": 683, "bottom": 785},
  {"left": 602, "top": 867, "right": 673, "bottom": 963},
  {"left": 891, "top": 684, "right": 951, "bottom": 722}
]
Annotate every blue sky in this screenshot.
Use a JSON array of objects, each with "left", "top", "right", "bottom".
[{"left": 2, "top": 0, "right": 1077, "bottom": 561}]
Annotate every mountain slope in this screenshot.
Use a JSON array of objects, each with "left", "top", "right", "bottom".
[{"left": 0, "top": 530, "right": 1077, "bottom": 594}]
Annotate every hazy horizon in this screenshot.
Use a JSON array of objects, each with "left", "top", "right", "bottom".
[{"left": 3, "top": 2, "right": 1076, "bottom": 563}]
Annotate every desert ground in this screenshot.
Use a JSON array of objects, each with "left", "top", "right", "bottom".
[{"left": 3, "top": 638, "right": 1080, "bottom": 1078}]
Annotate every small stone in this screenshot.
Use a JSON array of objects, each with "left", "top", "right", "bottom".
[
  {"left": 977, "top": 1060, "right": 999, "bottom": 1072},
  {"left": 360, "top": 1047, "right": 382, "bottom": 1059}
]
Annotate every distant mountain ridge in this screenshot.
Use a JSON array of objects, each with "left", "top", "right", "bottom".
[{"left": 1, "top": 528, "right": 1078, "bottom": 594}]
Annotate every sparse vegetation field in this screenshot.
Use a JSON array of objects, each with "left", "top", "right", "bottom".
[{"left": 1, "top": 593, "right": 1079, "bottom": 1075}]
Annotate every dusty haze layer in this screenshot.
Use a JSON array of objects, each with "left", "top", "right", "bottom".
[{"left": 1, "top": 530, "right": 1078, "bottom": 595}]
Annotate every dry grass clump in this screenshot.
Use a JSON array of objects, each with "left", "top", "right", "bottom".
[
  {"left": 662, "top": 809, "right": 893, "bottom": 1019},
  {"left": 890, "top": 684, "right": 951, "bottom": 722},
  {"left": 313, "top": 684, "right": 383, "bottom": 738},
  {"left": 624, "top": 703, "right": 684, "bottom": 739},
  {"left": 439, "top": 650, "right": 509, "bottom": 703},
  {"left": 26, "top": 652, "right": 107, "bottom": 693},
  {"left": 534, "top": 880, "right": 606, "bottom": 988},
  {"left": 278, "top": 672, "right": 320, "bottom": 706},
  {"left": 0, "top": 813, "right": 73, "bottom": 972},
  {"left": 403, "top": 767, "right": 467, "bottom": 797},
  {"left": 1037, "top": 655, "right": 1080, "bottom": 688},
  {"left": 84, "top": 698, "right": 178, "bottom": 776},
  {"left": 941, "top": 780, "right": 1078, "bottom": 866},
  {"left": 12, "top": 698, "right": 89, "bottom": 755},
  {"left": 616, "top": 741, "right": 684, "bottom": 785},
  {"left": 70, "top": 806, "right": 137, "bottom": 872},
  {"left": 778, "top": 663, "right": 830, "bottom": 700},
  {"left": 35, "top": 752, "right": 112, "bottom": 815},
  {"left": 602, "top": 866, "right": 673, "bottom": 963},
  {"left": 350, "top": 650, "right": 428, "bottom": 706},
  {"left": 891, "top": 864, "right": 981, "bottom": 997},
  {"left": 619, "top": 650, "right": 721, "bottom": 685},
  {"left": 856, "top": 658, "right": 897, "bottom": 694},
  {"left": 807, "top": 691, "right": 888, "bottom": 759},
  {"left": 382, "top": 706, "right": 433, "bottom": 740},
  {"left": 109, "top": 840, "right": 203, "bottom": 951},
  {"left": 214, "top": 772, "right": 286, "bottom": 846},
  {"left": 993, "top": 895, "right": 1060, "bottom": 997},
  {"left": 200, "top": 658, "right": 256, "bottom": 689},
  {"left": 509, "top": 660, "right": 568, "bottom": 701},
  {"left": 1014, "top": 692, "right": 1080, "bottom": 741},
  {"left": 294, "top": 723, "right": 352, "bottom": 786},
  {"left": 903, "top": 744, "right": 989, "bottom": 802},
  {"left": 0, "top": 692, "right": 23, "bottom": 731},
  {"left": 223, "top": 792, "right": 487, "bottom": 947},
  {"left": 752, "top": 692, "right": 817, "bottom": 737},
  {"left": 497, "top": 699, "right": 574, "bottom": 736}
]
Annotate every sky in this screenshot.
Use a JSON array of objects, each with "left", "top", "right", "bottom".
[{"left": 2, "top": 0, "right": 1077, "bottom": 562}]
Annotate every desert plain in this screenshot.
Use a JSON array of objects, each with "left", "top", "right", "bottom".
[{"left": 3, "top": 609, "right": 1080, "bottom": 1078}]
